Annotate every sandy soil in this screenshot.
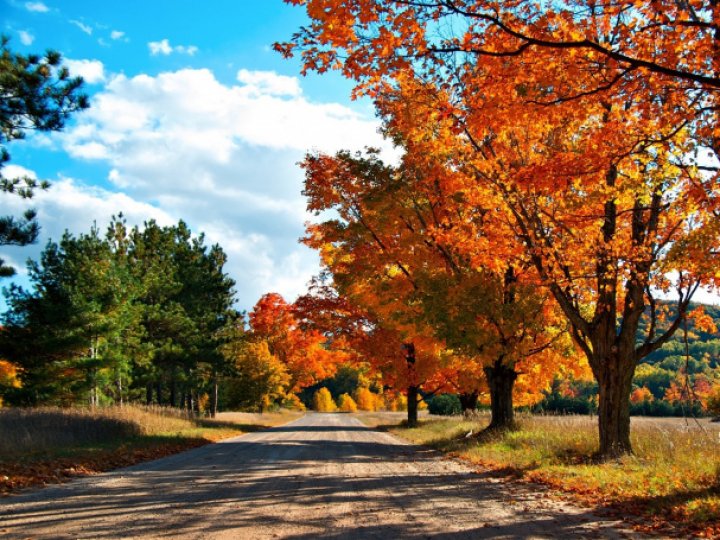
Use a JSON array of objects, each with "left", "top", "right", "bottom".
[{"left": 0, "top": 413, "right": 642, "bottom": 539}]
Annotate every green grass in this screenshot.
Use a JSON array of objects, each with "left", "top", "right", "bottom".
[{"left": 359, "top": 411, "right": 720, "bottom": 534}]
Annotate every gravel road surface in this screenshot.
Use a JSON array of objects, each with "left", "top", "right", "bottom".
[{"left": 0, "top": 413, "right": 635, "bottom": 539}]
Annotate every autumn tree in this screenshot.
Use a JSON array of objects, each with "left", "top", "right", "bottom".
[
  {"left": 222, "top": 339, "right": 290, "bottom": 412},
  {"left": 295, "top": 281, "right": 433, "bottom": 426},
  {"left": 0, "top": 37, "right": 88, "bottom": 276},
  {"left": 281, "top": 0, "right": 720, "bottom": 457},
  {"left": 249, "top": 292, "right": 342, "bottom": 394},
  {"left": 313, "top": 387, "right": 337, "bottom": 412},
  {"left": 0, "top": 359, "right": 21, "bottom": 406},
  {"left": 302, "top": 149, "right": 573, "bottom": 429},
  {"left": 337, "top": 392, "right": 358, "bottom": 412}
]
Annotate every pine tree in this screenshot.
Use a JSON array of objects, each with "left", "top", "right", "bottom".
[{"left": 0, "top": 36, "right": 88, "bottom": 276}]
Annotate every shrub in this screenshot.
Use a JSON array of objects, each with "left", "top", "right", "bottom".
[
  {"left": 337, "top": 393, "right": 358, "bottom": 412},
  {"left": 428, "top": 394, "right": 462, "bottom": 416},
  {"left": 312, "top": 388, "right": 337, "bottom": 412},
  {"left": 354, "top": 387, "right": 381, "bottom": 411},
  {"left": 282, "top": 393, "right": 306, "bottom": 411}
]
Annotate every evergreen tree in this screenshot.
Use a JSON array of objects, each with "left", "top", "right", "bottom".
[{"left": 0, "top": 36, "right": 88, "bottom": 276}]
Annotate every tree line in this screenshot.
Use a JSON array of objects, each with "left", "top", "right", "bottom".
[
  {"left": 0, "top": 217, "right": 236, "bottom": 412},
  {"left": 277, "top": 0, "right": 720, "bottom": 458}
]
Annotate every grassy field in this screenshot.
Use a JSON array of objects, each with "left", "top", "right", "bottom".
[
  {"left": 357, "top": 411, "right": 720, "bottom": 537},
  {"left": 0, "top": 406, "right": 303, "bottom": 495}
]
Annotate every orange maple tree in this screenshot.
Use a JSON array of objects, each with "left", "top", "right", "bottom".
[
  {"left": 301, "top": 149, "right": 576, "bottom": 428},
  {"left": 248, "top": 292, "right": 343, "bottom": 393}
]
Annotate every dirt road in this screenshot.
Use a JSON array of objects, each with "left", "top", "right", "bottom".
[{"left": 0, "top": 413, "right": 634, "bottom": 539}]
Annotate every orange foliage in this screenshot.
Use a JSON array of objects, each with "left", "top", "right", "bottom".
[
  {"left": 630, "top": 386, "right": 654, "bottom": 404},
  {"left": 0, "top": 359, "right": 20, "bottom": 389},
  {"left": 249, "top": 293, "right": 345, "bottom": 392},
  {"left": 0, "top": 359, "right": 21, "bottom": 406},
  {"left": 283, "top": 0, "right": 720, "bottom": 455}
]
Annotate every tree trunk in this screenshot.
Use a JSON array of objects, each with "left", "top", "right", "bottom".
[
  {"left": 459, "top": 391, "right": 478, "bottom": 415},
  {"left": 155, "top": 381, "right": 162, "bottom": 405},
  {"left": 146, "top": 383, "right": 153, "bottom": 405},
  {"left": 210, "top": 376, "right": 219, "bottom": 418},
  {"left": 89, "top": 367, "right": 98, "bottom": 408},
  {"left": 188, "top": 391, "right": 195, "bottom": 416},
  {"left": 170, "top": 374, "right": 177, "bottom": 408},
  {"left": 484, "top": 361, "right": 517, "bottom": 429},
  {"left": 407, "top": 385, "right": 419, "bottom": 427},
  {"left": 595, "top": 353, "right": 635, "bottom": 457},
  {"left": 116, "top": 371, "right": 123, "bottom": 406}
]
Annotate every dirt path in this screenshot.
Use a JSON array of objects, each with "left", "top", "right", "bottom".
[{"left": 0, "top": 413, "right": 638, "bottom": 539}]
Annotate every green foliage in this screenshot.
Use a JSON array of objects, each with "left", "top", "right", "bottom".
[
  {"left": 0, "top": 36, "right": 88, "bottom": 276},
  {"left": 536, "top": 303, "right": 720, "bottom": 416},
  {"left": 706, "top": 389, "right": 720, "bottom": 418},
  {"left": 428, "top": 394, "right": 462, "bottom": 416},
  {"left": 0, "top": 217, "right": 236, "bottom": 409}
]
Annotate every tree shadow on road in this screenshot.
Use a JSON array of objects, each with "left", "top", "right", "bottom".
[{"left": 0, "top": 422, "right": 629, "bottom": 539}]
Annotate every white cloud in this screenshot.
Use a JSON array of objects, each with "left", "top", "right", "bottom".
[
  {"left": 148, "top": 39, "right": 198, "bottom": 56},
  {"left": 65, "top": 58, "right": 105, "bottom": 84},
  {"left": 51, "top": 67, "right": 397, "bottom": 309},
  {"left": 67, "top": 141, "right": 109, "bottom": 160},
  {"left": 25, "top": 2, "right": 49, "bottom": 12},
  {"left": 0, "top": 171, "right": 175, "bottom": 283},
  {"left": 18, "top": 30, "right": 34, "bottom": 45},
  {"left": 148, "top": 39, "right": 172, "bottom": 55},
  {"left": 3, "top": 164, "right": 37, "bottom": 180},
  {"left": 237, "top": 69, "right": 301, "bottom": 97},
  {"left": 176, "top": 45, "right": 198, "bottom": 56},
  {"left": 70, "top": 20, "right": 92, "bottom": 35},
  {"left": 110, "top": 30, "right": 125, "bottom": 40}
]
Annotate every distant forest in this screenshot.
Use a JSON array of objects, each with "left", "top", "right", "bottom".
[{"left": 539, "top": 302, "right": 720, "bottom": 417}]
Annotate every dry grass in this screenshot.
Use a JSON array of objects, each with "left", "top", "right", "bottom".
[
  {"left": 0, "top": 406, "right": 304, "bottom": 495},
  {"left": 358, "top": 411, "right": 720, "bottom": 535},
  {"left": 0, "top": 405, "right": 197, "bottom": 457}
]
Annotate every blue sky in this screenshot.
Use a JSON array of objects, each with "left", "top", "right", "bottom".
[{"left": 2, "top": 0, "right": 397, "bottom": 311}]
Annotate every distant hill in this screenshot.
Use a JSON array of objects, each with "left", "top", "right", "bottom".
[{"left": 538, "top": 301, "right": 720, "bottom": 416}]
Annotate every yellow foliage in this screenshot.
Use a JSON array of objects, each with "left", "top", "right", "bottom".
[
  {"left": 386, "top": 394, "right": 407, "bottom": 411},
  {"left": 354, "top": 387, "right": 382, "bottom": 411},
  {"left": 337, "top": 393, "right": 358, "bottom": 412},
  {"left": 223, "top": 341, "right": 290, "bottom": 411},
  {"left": 197, "top": 393, "right": 209, "bottom": 413},
  {"left": 0, "top": 359, "right": 21, "bottom": 407},
  {"left": 0, "top": 360, "right": 21, "bottom": 388},
  {"left": 312, "top": 387, "right": 337, "bottom": 412}
]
